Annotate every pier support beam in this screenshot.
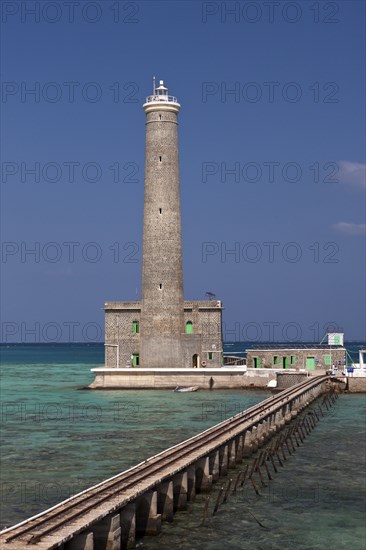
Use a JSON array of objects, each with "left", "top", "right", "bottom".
[
  {"left": 263, "top": 419, "right": 271, "bottom": 442},
  {"left": 219, "top": 445, "right": 228, "bottom": 475},
  {"left": 209, "top": 450, "right": 220, "bottom": 482},
  {"left": 269, "top": 414, "right": 277, "bottom": 435},
  {"left": 243, "top": 430, "right": 253, "bottom": 458},
  {"left": 236, "top": 435, "right": 244, "bottom": 462},
  {"left": 256, "top": 422, "right": 265, "bottom": 447},
  {"left": 66, "top": 532, "right": 94, "bottom": 550},
  {"left": 173, "top": 471, "right": 188, "bottom": 511},
  {"left": 196, "top": 456, "right": 212, "bottom": 492},
  {"left": 158, "top": 481, "right": 174, "bottom": 521},
  {"left": 251, "top": 426, "right": 259, "bottom": 452},
  {"left": 228, "top": 440, "right": 236, "bottom": 468},
  {"left": 284, "top": 404, "right": 292, "bottom": 424},
  {"left": 93, "top": 513, "right": 121, "bottom": 550},
  {"left": 275, "top": 410, "right": 284, "bottom": 429},
  {"left": 280, "top": 408, "right": 286, "bottom": 427},
  {"left": 136, "top": 491, "right": 161, "bottom": 537},
  {"left": 187, "top": 465, "right": 196, "bottom": 501},
  {"left": 120, "top": 503, "right": 136, "bottom": 550}
]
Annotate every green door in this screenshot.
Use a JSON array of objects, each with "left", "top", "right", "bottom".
[
  {"left": 185, "top": 321, "right": 193, "bottom": 334},
  {"left": 253, "top": 357, "right": 261, "bottom": 368},
  {"left": 132, "top": 353, "right": 139, "bottom": 367},
  {"left": 282, "top": 357, "right": 289, "bottom": 369},
  {"left": 306, "top": 357, "right": 315, "bottom": 370}
]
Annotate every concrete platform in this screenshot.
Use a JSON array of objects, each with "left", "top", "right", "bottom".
[{"left": 89, "top": 367, "right": 277, "bottom": 389}]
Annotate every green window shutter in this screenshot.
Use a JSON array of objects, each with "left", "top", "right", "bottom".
[
  {"left": 274, "top": 355, "right": 278, "bottom": 365},
  {"left": 324, "top": 355, "right": 331, "bottom": 365},
  {"left": 186, "top": 321, "right": 193, "bottom": 334},
  {"left": 132, "top": 321, "right": 139, "bottom": 334},
  {"left": 291, "top": 356, "right": 296, "bottom": 365},
  {"left": 132, "top": 353, "right": 139, "bottom": 366},
  {"left": 208, "top": 352, "right": 213, "bottom": 360}
]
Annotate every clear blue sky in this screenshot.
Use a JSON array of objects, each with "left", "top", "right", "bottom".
[{"left": 1, "top": 0, "right": 365, "bottom": 343}]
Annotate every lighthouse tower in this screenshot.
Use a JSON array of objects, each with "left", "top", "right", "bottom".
[
  {"left": 97, "top": 78, "right": 223, "bottom": 384},
  {"left": 140, "top": 80, "right": 185, "bottom": 368}
]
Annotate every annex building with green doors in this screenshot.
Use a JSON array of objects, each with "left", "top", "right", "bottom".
[{"left": 246, "top": 344, "right": 346, "bottom": 371}]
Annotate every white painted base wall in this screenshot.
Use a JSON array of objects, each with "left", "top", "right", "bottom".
[{"left": 89, "top": 367, "right": 280, "bottom": 389}]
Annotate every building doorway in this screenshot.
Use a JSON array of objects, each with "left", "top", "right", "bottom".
[
  {"left": 306, "top": 357, "right": 315, "bottom": 370},
  {"left": 192, "top": 354, "right": 199, "bottom": 368},
  {"left": 282, "top": 357, "right": 289, "bottom": 369}
]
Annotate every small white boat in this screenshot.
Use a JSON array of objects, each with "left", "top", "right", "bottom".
[{"left": 173, "top": 385, "right": 199, "bottom": 392}]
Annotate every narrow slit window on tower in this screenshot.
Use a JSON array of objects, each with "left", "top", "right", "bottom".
[
  {"left": 159, "top": 115, "right": 162, "bottom": 120},
  {"left": 159, "top": 283, "right": 162, "bottom": 289},
  {"left": 159, "top": 208, "right": 162, "bottom": 214},
  {"left": 159, "top": 156, "right": 162, "bottom": 162}
]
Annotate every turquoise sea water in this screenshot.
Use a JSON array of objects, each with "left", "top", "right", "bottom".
[{"left": 0, "top": 343, "right": 365, "bottom": 549}]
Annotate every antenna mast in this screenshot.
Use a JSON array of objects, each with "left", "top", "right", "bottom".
[{"left": 152, "top": 76, "right": 156, "bottom": 95}]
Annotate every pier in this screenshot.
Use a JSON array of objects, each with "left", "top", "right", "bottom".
[{"left": 0, "top": 375, "right": 337, "bottom": 550}]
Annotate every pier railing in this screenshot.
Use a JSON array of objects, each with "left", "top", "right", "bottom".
[
  {"left": 145, "top": 94, "right": 178, "bottom": 103},
  {"left": 223, "top": 355, "right": 246, "bottom": 366}
]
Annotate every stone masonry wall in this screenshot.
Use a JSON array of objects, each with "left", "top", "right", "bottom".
[
  {"left": 105, "top": 301, "right": 223, "bottom": 368},
  {"left": 347, "top": 377, "right": 366, "bottom": 393},
  {"left": 105, "top": 304, "right": 140, "bottom": 367},
  {"left": 184, "top": 302, "right": 223, "bottom": 367}
]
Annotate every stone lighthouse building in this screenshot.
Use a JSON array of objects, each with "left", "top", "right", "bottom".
[
  {"left": 140, "top": 80, "right": 185, "bottom": 368},
  {"left": 103, "top": 79, "right": 223, "bottom": 371}
]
